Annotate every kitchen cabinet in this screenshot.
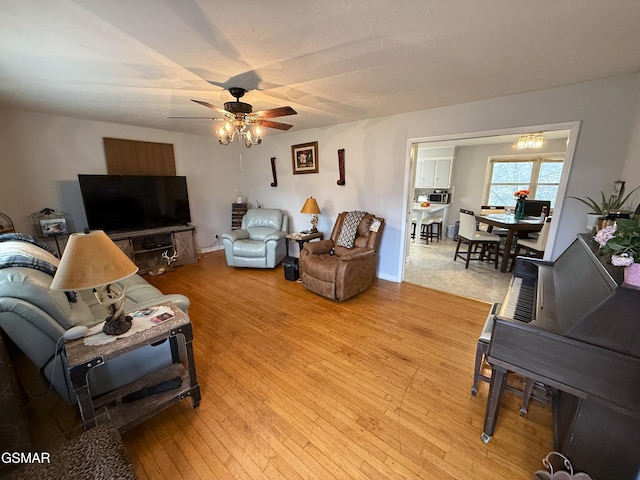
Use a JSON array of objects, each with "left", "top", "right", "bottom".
[
  {"left": 415, "top": 145, "right": 454, "bottom": 189},
  {"left": 434, "top": 158, "right": 452, "bottom": 188},
  {"left": 416, "top": 158, "right": 452, "bottom": 188}
]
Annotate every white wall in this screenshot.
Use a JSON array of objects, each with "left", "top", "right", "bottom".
[
  {"left": 620, "top": 93, "right": 640, "bottom": 211},
  {"left": 2, "top": 73, "right": 640, "bottom": 282},
  {"left": 239, "top": 73, "right": 640, "bottom": 280},
  {"left": 0, "top": 109, "right": 241, "bottom": 252}
]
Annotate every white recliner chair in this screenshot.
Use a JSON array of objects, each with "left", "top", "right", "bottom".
[{"left": 221, "top": 208, "right": 288, "bottom": 268}]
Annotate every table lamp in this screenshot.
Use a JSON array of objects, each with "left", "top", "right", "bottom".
[
  {"left": 300, "top": 197, "right": 321, "bottom": 233},
  {"left": 51, "top": 230, "right": 139, "bottom": 335}
]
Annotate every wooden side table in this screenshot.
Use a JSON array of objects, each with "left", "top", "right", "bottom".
[
  {"left": 286, "top": 231, "right": 324, "bottom": 256},
  {"left": 63, "top": 301, "right": 200, "bottom": 431}
]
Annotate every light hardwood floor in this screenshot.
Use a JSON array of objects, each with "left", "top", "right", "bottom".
[{"left": 120, "top": 250, "right": 553, "bottom": 480}]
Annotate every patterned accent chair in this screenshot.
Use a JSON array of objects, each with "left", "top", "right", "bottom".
[{"left": 299, "top": 212, "right": 384, "bottom": 301}]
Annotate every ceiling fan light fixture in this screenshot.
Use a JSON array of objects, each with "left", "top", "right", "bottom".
[
  {"left": 217, "top": 122, "right": 232, "bottom": 145},
  {"left": 217, "top": 121, "right": 262, "bottom": 148},
  {"left": 187, "top": 87, "right": 296, "bottom": 148}
]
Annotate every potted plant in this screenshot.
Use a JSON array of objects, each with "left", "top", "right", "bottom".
[
  {"left": 569, "top": 181, "right": 639, "bottom": 232},
  {"left": 594, "top": 215, "right": 640, "bottom": 287}
]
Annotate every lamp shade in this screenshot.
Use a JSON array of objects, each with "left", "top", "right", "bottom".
[
  {"left": 50, "top": 230, "right": 138, "bottom": 291},
  {"left": 300, "top": 197, "right": 321, "bottom": 215}
]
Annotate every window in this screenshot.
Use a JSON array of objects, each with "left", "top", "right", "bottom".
[{"left": 485, "top": 156, "right": 563, "bottom": 207}]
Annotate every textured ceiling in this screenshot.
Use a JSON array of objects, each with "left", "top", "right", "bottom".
[{"left": 1, "top": 0, "right": 639, "bottom": 138}]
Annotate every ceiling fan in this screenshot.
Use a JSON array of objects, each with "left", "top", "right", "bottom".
[{"left": 178, "top": 87, "right": 297, "bottom": 147}]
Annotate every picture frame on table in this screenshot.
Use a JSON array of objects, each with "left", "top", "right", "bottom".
[
  {"left": 291, "top": 141, "right": 319, "bottom": 174},
  {"left": 39, "top": 217, "right": 68, "bottom": 237}
]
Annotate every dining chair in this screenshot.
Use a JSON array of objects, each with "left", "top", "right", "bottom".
[
  {"left": 510, "top": 218, "right": 552, "bottom": 271},
  {"left": 523, "top": 200, "right": 551, "bottom": 217},
  {"left": 453, "top": 209, "right": 501, "bottom": 269},
  {"left": 480, "top": 205, "right": 506, "bottom": 215},
  {"left": 479, "top": 205, "right": 509, "bottom": 237}
]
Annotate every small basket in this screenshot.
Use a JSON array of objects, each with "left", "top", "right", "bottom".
[
  {"left": 533, "top": 452, "right": 594, "bottom": 480},
  {"left": 0, "top": 212, "right": 14, "bottom": 234}
]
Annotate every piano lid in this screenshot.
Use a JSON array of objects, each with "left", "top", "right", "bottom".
[
  {"left": 561, "top": 235, "right": 640, "bottom": 357},
  {"left": 492, "top": 232, "right": 640, "bottom": 370}
]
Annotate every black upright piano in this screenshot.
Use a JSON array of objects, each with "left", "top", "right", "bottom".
[{"left": 482, "top": 234, "right": 640, "bottom": 480}]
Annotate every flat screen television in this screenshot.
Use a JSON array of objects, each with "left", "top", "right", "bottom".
[{"left": 78, "top": 174, "right": 191, "bottom": 232}]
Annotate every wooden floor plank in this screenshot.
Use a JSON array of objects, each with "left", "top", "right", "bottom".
[{"left": 119, "top": 251, "right": 553, "bottom": 479}]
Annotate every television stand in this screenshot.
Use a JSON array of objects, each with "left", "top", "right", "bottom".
[{"left": 109, "top": 225, "right": 198, "bottom": 274}]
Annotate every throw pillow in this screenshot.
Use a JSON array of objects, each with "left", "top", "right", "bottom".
[{"left": 336, "top": 211, "right": 366, "bottom": 248}]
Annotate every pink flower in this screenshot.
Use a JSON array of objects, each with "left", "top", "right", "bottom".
[
  {"left": 611, "top": 253, "right": 634, "bottom": 267},
  {"left": 594, "top": 225, "right": 616, "bottom": 247}
]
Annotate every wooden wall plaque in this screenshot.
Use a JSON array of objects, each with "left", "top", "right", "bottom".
[{"left": 104, "top": 138, "right": 176, "bottom": 176}]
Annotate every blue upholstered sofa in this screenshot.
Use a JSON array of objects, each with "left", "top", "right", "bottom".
[{"left": 0, "top": 233, "right": 190, "bottom": 404}]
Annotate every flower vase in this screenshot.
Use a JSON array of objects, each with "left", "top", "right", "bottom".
[
  {"left": 515, "top": 198, "right": 526, "bottom": 220},
  {"left": 624, "top": 263, "right": 640, "bottom": 287}
]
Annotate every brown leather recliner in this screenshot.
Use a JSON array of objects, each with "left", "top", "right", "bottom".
[{"left": 299, "top": 212, "right": 385, "bottom": 301}]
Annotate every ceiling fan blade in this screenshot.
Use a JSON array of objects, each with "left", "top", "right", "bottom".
[
  {"left": 191, "top": 99, "right": 230, "bottom": 115},
  {"left": 167, "top": 116, "right": 222, "bottom": 120},
  {"left": 258, "top": 119, "right": 294, "bottom": 131},
  {"left": 253, "top": 106, "right": 297, "bottom": 119}
]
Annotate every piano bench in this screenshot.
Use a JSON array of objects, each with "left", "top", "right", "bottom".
[
  {"left": 471, "top": 311, "right": 494, "bottom": 395},
  {"left": 471, "top": 303, "right": 535, "bottom": 416}
]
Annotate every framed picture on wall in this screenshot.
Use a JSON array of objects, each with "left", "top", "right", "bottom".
[
  {"left": 291, "top": 141, "right": 319, "bottom": 174},
  {"left": 39, "top": 217, "right": 68, "bottom": 237}
]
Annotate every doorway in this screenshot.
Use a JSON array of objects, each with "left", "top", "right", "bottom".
[{"left": 399, "top": 122, "right": 580, "bottom": 298}]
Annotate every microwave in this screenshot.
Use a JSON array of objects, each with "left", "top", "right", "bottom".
[{"left": 428, "top": 192, "right": 449, "bottom": 204}]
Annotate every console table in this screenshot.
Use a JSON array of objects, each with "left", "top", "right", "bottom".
[
  {"left": 109, "top": 225, "right": 198, "bottom": 274},
  {"left": 63, "top": 301, "right": 201, "bottom": 432}
]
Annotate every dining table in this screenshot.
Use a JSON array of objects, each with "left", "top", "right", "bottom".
[{"left": 475, "top": 213, "right": 545, "bottom": 272}]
